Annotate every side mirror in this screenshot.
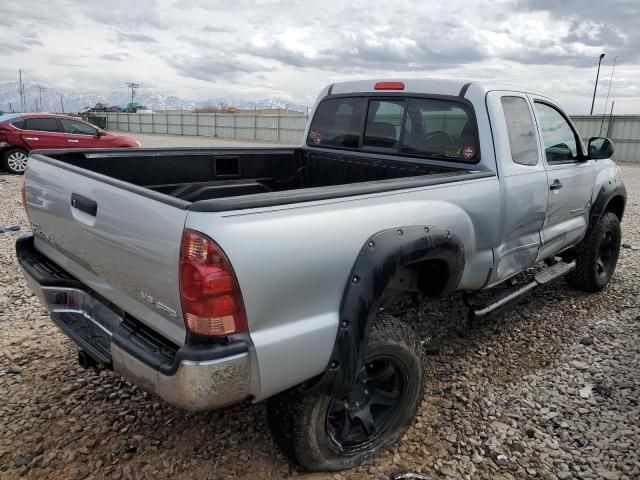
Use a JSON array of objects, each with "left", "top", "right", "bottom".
[
  {"left": 588, "top": 137, "right": 614, "bottom": 160},
  {"left": 96, "top": 129, "right": 105, "bottom": 137}
]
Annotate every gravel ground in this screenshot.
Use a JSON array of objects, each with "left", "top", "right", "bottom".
[
  {"left": 0, "top": 162, "right": 638, "bottom": 480},
  {"left": 112, "top": 131, "right": 291, "bottom": 148}
]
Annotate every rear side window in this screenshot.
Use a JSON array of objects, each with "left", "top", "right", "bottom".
[
  {"left": 307, "top": 97, "right": 365, "bottom": 148},
  {"left": 402, "top": 99, "right": 478, "bottom": 162},
  {"left": 501, "top": 96, "right": 539, "bottom": 166},
  {"left": 23, "top": 117, "right": 61, "bottom": 132},
  {"left": 308, "top": 96, "right": 479, "bottom": 162}
]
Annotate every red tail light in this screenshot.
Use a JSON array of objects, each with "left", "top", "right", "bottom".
[
  {"left": 179, "top": 229, "right": 247, "bottom": 336},
  {"left": 374, "top": 81, "right": 405, "bottom": 90}
]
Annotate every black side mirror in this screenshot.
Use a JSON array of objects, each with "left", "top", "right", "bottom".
[{"left": 588, "top": 137, "right": 614, "bottom": 160}]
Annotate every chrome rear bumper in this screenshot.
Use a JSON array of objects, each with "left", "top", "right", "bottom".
[{"left": 17, "top": 235, "right": 250, "bottom": 412}]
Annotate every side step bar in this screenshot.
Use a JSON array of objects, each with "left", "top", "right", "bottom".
[{"left": 471, "top": 261, "right": 576, "bottom": 320}]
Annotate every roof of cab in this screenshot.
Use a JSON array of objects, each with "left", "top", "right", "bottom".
[{"left": 329, "top": 78, "right": 546, "bottom": 99}]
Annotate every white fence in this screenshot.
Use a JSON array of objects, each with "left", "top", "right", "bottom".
[
  {"left": 101, "top": 112, "right": 307, "bottom": 144},
  {"left": 100, "top": 113, "right": 640, "bottom": 161}
]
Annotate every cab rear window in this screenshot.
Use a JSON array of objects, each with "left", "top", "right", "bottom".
[{"left": 307, "top": 96, "right": 479, "bottom": 163}]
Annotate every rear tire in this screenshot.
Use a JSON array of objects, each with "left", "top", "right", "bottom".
[
  {"left": 2, "top": 148, "right": 29, "bottom": 174},
  {"left": 267, "top": 314, "right": 425, "bottom": 471},
  {"left": 565, "top": 211, "right": 621, "bottom": 292}
]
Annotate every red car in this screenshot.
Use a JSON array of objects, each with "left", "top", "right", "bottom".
[{"left": 0, "top": 113, "right": 140, "bottom": 174}]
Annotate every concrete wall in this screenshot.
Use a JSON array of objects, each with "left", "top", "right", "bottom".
[
  {"left": 572, "top": 115, "right": 640, "bottom": 162},
  {"left": 102, "top": 112, "right": 307, "bottom": 144}
]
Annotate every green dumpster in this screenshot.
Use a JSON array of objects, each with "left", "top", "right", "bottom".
[{"left": 83, "top": 115, "right": 108, "bottom": 129}]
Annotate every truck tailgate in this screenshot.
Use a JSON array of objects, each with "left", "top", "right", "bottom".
[{"left": 25, "top": 156, "right": 189, "bottom": 345}]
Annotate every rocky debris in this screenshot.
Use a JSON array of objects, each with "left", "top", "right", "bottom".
[
  {"left": 1, "top": 165, "right": 640, "bottom": 479},
  {"left": 579, "top": 336, "right": 595, "bottom": 346}
]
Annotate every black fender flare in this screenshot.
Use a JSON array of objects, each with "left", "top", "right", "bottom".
[
  {"left": 588, "top": 178, "right": 626, "bottom": 234},
  {"left": 313, "top": 225, "right": 465, "bottom": 397}
]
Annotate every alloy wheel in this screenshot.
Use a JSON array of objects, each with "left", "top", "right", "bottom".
[
  {"left": 326, "top": 355, "right": 408, "bottom": 454},
  {"left": 7, "top": 151, "right": 28, "bottom": 173}
]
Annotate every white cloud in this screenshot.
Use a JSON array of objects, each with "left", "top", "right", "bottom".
[{"left": 0, "top": 0, "right": 638, "bottom": 113}]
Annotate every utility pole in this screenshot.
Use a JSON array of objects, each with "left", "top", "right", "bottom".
[
  {"left": 590, "top": 53, "right": 605, "bottom": 115},
  {"left": 38, "top": 86, "right": 44, "bottom": 112},
  {"left": 19, "top": 69, "right": 25, "bottom": 112},
  {"left": 600, "top": 56, "right": 617, "bottom": 136},
  {"left": 126, "top": 83, "right": 139, "bottom": 104},
  {"left": 58, "top": 92, "right": 64, "bottom": 113}
]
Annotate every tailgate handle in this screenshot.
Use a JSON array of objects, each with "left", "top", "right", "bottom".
[{"left": 71, "top": 193, "right": 98, "bottom": 216}]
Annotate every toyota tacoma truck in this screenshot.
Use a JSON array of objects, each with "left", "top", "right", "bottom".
[{"left": 17, "top": 79, "right": 626, "bottom": 471}]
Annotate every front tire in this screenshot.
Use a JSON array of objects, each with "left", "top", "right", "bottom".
[
  {"left": 2, "top": 148, "right": 29, "bottom": 174},
  {"left": 565, "top": 211, "right": 621, "bottom": 292},
  {"left": 267, "top": 314, "right": 425, "bottom": 471}
]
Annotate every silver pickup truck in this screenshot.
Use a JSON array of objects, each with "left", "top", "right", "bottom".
[{"left": 17, "top": 79, "right": 626, "bottom": 471}]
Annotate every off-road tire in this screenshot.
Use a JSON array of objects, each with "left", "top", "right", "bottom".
[
  {"left": 2, "top": 148, "right": 29, "bottom": 174},
  {"left": 267, "top": 314, "right": 425, "bottom": 471},
  {"left": 565, "top": 211, "right": 621, "bottom": 292}
]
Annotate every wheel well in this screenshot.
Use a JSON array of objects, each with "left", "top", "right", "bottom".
[
  {"left": 605, "top": 195, "right": 625, "bottom": 221},
  {"left": 384, "top": 258, "right": 451, "bottom": 300}
]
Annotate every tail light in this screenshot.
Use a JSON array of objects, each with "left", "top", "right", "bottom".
[{"left": 179, "top": 229, "right": 247, "bottom": 336}]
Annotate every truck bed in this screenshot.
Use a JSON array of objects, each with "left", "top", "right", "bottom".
[{"left": 33, "top": 147, "right": 489, "bottom": 212}]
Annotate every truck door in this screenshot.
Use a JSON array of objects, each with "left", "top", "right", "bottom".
[
  {"left": 530, "top": 98, "right": 594, "bottom": 260},
  {"left": 485, "top": 92, "right": 548, "bottom": 285}
]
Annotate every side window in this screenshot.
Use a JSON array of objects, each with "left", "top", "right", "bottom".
[
  {"left": 363, "top": 100, "right": 404, "bottom": 149},
  {"left": 61, "top": 119, "right": 98, "bottom": 136},
  {"left": 23, "top": 117, "right": 61, "bottom": 132},
  {"left": 307, "top": 97, "right": 365, "bottom": 149},
  {"left": 534, "top": 102, "right": 579, "bottom": 163},
  {"left": 501, "top": 96, "right": 539, "bottom": 166},
  {"left": 11, "top": 119, "right": 25, "bottom": 129}
]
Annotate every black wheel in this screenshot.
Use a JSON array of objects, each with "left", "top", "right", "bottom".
[
  {"left": 267, "top": 314, "right": 425, "bottom": 471},
  {"left": 565, "top": 211, "right": 621, "bottom": 292},
  {"left": 2, "top": 148, "right": 29, "bottom": 174}
]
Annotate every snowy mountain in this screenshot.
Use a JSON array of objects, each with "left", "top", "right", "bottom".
[{"left": 0, "top": 82, "right": 309, "bottom": 114}]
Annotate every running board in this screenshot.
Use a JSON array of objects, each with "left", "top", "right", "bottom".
[{"left": 471, "top": 261, "right": 576, "bottom": 320}]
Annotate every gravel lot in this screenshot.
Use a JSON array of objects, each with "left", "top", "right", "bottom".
[{"left": 0, "top": 157, "right": 638, "bottom": 480}]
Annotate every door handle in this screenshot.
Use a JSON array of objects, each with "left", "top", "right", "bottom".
[
  {"left": 549, "top": 179, "right": 563, "bottom": 191},
  {"left": 67, "top": 139, "right": 79, "bottom": 143},
  {"left": 71, "top": 193, "right": 97, "bottom": 216},
  {"left": 25, "top": 137, "right": 39, "bottom": 141}
]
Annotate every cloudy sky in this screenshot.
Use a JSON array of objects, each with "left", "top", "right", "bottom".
[{"left": 1, "top": 0, "right": 638, "bottom": 113}]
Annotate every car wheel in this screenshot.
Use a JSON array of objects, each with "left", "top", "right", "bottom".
[
  {"left": 267, "top": 314, "right": 425, "bottom": 471},
  {"left": 565, "top": 211, "right": 621, "bottom": 292},
  {"left": 2, "top": 148, "right": 29, "bottom": 174}
]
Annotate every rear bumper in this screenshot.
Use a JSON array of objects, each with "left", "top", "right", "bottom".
[{"left": 16, "top": 235, "right": 250, "bottom": 411}]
